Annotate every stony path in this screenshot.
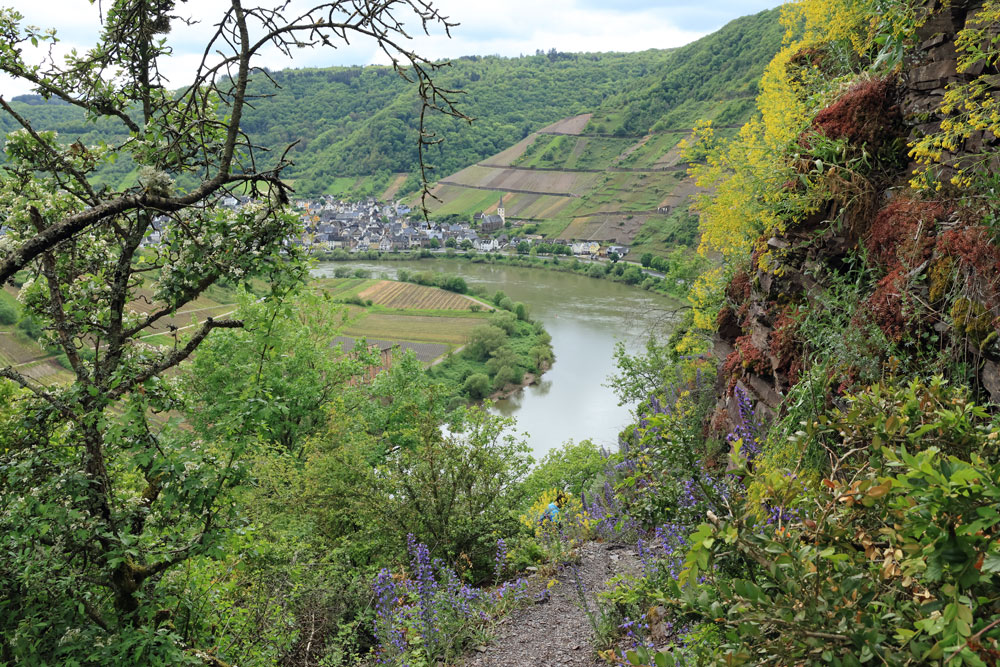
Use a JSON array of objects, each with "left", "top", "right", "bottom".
[{"left": 463, "top": 542, "right": 639, "bottom": 667}]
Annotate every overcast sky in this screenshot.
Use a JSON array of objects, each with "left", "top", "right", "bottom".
[{"left": 1, "top": 1, "right": 783, "bottom": 97}]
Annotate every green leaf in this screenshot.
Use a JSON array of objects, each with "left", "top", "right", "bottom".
[
  {"left": 980, "top": 551, "right": 1000, "bottom": 574},
  {"left": 655, "top": 652, "right": 675, "bottom": 667}
]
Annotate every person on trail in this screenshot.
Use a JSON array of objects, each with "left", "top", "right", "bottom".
[{"left": 539, "top": 491, "right": 567, "bottom": 525}]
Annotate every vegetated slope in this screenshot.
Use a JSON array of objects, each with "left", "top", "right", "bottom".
[
  {"left": 585, "top": 7, "right": 784, "bottom": 136},
  {"left": 419, "top": 9, "right": 782, "bottom": 256},
  {"left": 0, "top": 50, "right": 676, "bottom": 197},
  {"left": 586, "top": 0, "right": 1000, "bottom": 662},
  {"left": 0, "top": 8, "right": 780, "bottom": 201}
]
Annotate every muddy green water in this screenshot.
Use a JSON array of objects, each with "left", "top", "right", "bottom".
[{"left": 313, "top": 259, "right": 681, "bottom": 458}]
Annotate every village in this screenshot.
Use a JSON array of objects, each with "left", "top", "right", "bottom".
[
  {"left": 12, "top": 193, "right": 633, "bottom": 259},
  {"left": 279, "top": 195, "right": 631, "bottom": 258}
]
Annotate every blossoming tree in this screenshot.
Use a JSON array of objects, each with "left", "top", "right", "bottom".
[{"left": 0, "top": 1, "right": 463, "bottom": 662}]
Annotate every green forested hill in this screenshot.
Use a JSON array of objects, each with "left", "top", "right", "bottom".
[
  {"left": 0, "top": 8, "right": 781, "bottom": 196},
  {"left": 587, "top": 8, "right": 784, "bottom": 134},
  {"left": 252, "top": 49, "right": 676, "bottom": 194}
]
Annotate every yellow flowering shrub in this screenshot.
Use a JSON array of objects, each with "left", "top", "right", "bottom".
[
  {"left": 519, "top": 488, "right": 596, "bottom": 543},
  {"left": 909, "top": 0, "right": 1000, "bottom": 189},
  {"left": 687, "top": 0, "right": 929, "bottom": 335}
]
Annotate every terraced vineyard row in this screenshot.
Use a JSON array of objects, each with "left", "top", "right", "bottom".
[{"left": 322, "top": 278, "right": 372, "bottom": 297}]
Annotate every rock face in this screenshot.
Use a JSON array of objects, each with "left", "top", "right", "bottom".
[
  {"left": 904, "top": 0, "right": 1000, "bottom": 177},
  {"left": 708, "top": 2, "right": 1000, "bottom": 439}
]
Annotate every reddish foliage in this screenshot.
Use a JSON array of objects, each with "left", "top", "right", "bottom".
[
  {"left": 812, "top": 77, "right": 902, "bottom": 148},
  {"left": 867, "top": 269, "right": 907, "bottom": 341},
  {"left": 938, "top": 225, "right": 1000, "bottom": 279},
  {"left": 723, "top": 335, "right": 771, "bottom": 389},
  {"left": 864, "top": 198, "right": 945, "bottom": 273},
  {"left": 936, "top": 224, "right": 1000, "bottom": 313},
  {"left": 769, "top": 308, "right": 803, "bottom": 387},
  {"left": 967, "top": 639, "right": 1000, "bottom": 666},
  {"left": 726, "top": 269, "right": 752, "bottom": 304}
]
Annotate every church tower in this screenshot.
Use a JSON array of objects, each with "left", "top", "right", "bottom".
[{"left": 497, "top": 195, "right": 505, "bottom": 223}]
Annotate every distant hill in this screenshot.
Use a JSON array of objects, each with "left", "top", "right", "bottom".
[
  {"left": 1, "top": 51, "right": 677, "bottom": 197},
  {"left": 415, "top": 9, "right": 784, "bottom": 259},
  {"left": 0, "top": 9, "right": 781, "bottom": 200}
]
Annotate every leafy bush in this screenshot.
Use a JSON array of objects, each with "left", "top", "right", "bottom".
[
  {"left": 308, "top": 401, "right": 532, "bottom": 579},
  {"left": 466, "top": 324, "right": 508, "bottom": 361},
  {"left": 0, "top": 296, "right": 17, "bottom": 325},
  {"left": 521, "top": 439, "right": 608, "bottom": 504},
  {"left": 462, "top": 372, "right": 491, "bottom": 399},
  {"left": 669, "top": 378, "right": 1000, "bottom": 665}
]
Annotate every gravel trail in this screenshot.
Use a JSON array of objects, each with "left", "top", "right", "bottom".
[{"left": 463, "top": 542, "right": 639, "bottom": 667}]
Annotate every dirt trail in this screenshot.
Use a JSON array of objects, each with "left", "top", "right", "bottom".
[{"left": 464, "top": 542, "right": 639, "bottom": 667}]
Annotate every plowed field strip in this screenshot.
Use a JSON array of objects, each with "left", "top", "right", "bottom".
[
  {"left": 382, "top": 282, "right": 410, "bottom": 303},
  {"left": 379, "top": 284, "right": 414, "bottom": 307},
  {"left": 436, "top": 181, "right": 579, "bottom": 198},
  {"left": 358, "top": 280, "right": 391, "bottom": 300},
  {"left": 359, "top": 281, "right": 480, "bottom": 311},
  {"left": 476, "top": 163, "right": 688, "bottom": 174}
]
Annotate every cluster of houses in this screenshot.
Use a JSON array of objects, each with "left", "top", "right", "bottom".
[
  {"left": 289, "top": 196, "right": 506, "bottom": 253},
  {"left": 133, "top": 194, "right": 629, "bottom": 258},
  {"left": 285, "top": 195, "right": 630, "bottom": 258}
]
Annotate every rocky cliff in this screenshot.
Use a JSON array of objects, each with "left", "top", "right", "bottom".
[{"left": 709, "top": 0, "right": 1000, "bottom": 440}]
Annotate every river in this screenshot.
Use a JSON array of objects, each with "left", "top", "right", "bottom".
[{"left": 313, "top": 259, "right": 681, "bottom": 459}]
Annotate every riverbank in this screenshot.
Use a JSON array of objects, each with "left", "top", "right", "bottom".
[
  {"left": 314, "top": 259, "right": 682, "bottom": 457},
  {"left": 488, "top": 362, "right": 551, "bottom": 401},
  {"left": 314, "top": 247, "right": 702, "bottom": 300},
  {"left": 426, "top": 291, "right": 554, "bottom": 404}
]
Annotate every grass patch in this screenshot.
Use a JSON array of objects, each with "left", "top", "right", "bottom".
[
  {"left": 343, "top": 313, "right": 484, "bottom": 346},
  {"left": 425, "top": 186, "right": 503, "bottom": 219},
  {"left": 616, "top": 132, "right": 688, "bottom": 168},
  {"left": 577, "top": 172, "right": 679, "bottom": 212},
  {"left": 323, "top": 176, "right": 366, "bottom": 197},
  {"left": 630, "top": 206, "right": 699, "bottom": 257},
  {"left": 533, "top": 218, "right": 573, "bottom": 239},
  {"left": 514, "top": 135, "right": 576, "bottom": 168},
  {"left": 316, "top": 278, "right": 373, "bottom": 297}
]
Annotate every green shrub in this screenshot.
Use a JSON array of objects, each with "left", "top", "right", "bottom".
[
  {"left": 465, "top": 325, "right": 508, "bottom": 361},
  {"left": 462, "top": 372, "right": 491, "bottom": 399},
  {"left": 0, "top": 299, "right": 17, "bottom": 325},
  {"left": 490, "top": 311, "right": 519, "bottom": 335},
  {"left": 491, "top": 364, "right": 520, "bottom": 389},
  {"left": 671, "top": 378, "right": 1000, "bottom": 665},
  {"left": 521, "top": 439, "right": 607, "bottom": 505},
  {"left": 307, "top": 403, "right": 531, "bottom": 579},
  {"left": 16, "top": 315, "right": 42, "bottom": 340}
]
